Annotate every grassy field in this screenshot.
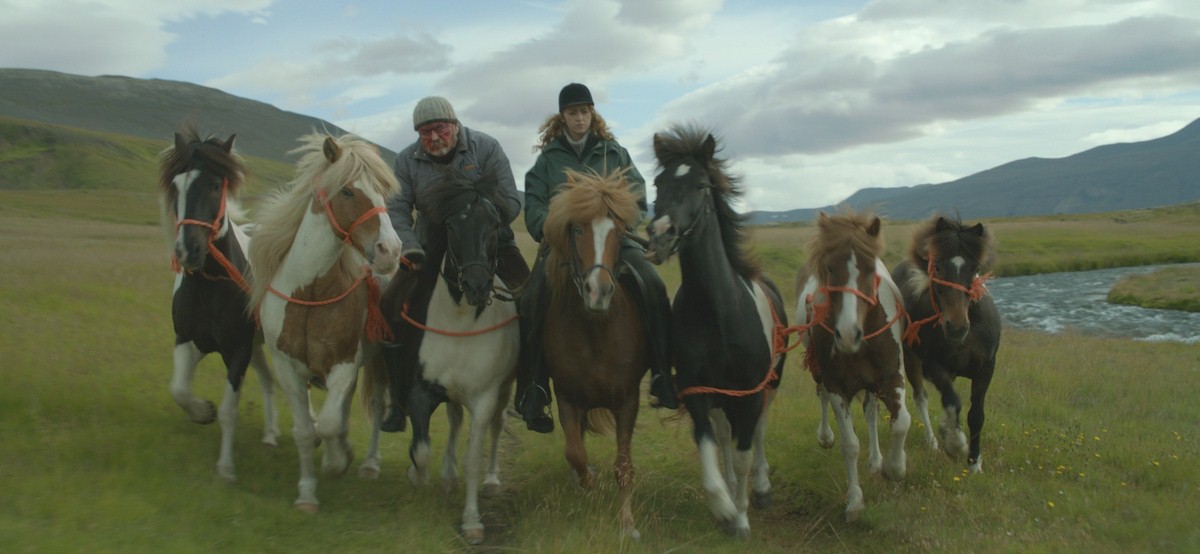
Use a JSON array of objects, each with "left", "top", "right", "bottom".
[
  {"left": 2, "top": 193, "right": 1198, "bottom": 552},
  {"left": 1108, "top": 266, "right": 1200, "bottom": 313}
]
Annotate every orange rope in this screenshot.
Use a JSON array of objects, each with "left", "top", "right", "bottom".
[
  {"left": 399, "top": 301, "right": 519, "bottom": 337},
  {"left": 171, "top": 179, "right": 252, "bottom": 294},
  {"left": 902, "top": 251, "right": 992, "bottom": 346},
  {"left": 267, "top": 266, "right": 393, "bottom": 343}
]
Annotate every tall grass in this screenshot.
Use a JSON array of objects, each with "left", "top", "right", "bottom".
[{"left": 2, "top": 197, "right": 1198, "bottom": 552}]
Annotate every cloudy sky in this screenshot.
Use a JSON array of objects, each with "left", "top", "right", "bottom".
[{"left": 4, "top": 0, "right": 1199, "bottom": 211}]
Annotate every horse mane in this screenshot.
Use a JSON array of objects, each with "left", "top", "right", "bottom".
[
  {"left": 157, "top": 122, "right": 247, "bottom": 245},
  {"left": 654, "top": 124, "right": 760, "bottom": 279},
  {"left": 543, "top": 168, "right": 641, "bottom": 290},
  {"left": 908, "top": 213, "right": 995, "bottom": 272},
  {"left": 806, "top": 209, "right": 885, "bottom": 277},
  {"left": 248, "top": 132, "right": 400, "bottom": 311}
]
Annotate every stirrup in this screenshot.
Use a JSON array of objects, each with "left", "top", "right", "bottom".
[{"left": 519, "top": 385, "right": 554, "bottom": 433}]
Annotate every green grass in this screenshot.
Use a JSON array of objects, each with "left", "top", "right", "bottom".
[
  {"left": 2, "top": 197, "right": 1199, "bottom": 552},
  {"left": 1108, "top": 266, "right": 1200, "bottom": 312}
]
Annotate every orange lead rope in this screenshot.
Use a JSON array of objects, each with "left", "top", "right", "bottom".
[{"left": 903, "top": 251, "right": 992, "bottom": 346}]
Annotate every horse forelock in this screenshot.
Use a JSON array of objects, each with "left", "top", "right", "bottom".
[
  {"left": 158, "top": 123, "right": 245, "bottom": 195},
  {"left": 807, "top": 210, "right": 884, "bottom": 280},
  {"left": 654, "top": 124, "right": 759, "bottom": 279},
  {"left": 910, "top": 214, "right": 994, "bottom": 273},
  {"left": 544, "top": 171, "right": 639, "bottom": 290}
]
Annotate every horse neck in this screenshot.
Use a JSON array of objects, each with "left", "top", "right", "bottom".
[{"left": 276, "top": 208, "right": 353, "bottom": 286}]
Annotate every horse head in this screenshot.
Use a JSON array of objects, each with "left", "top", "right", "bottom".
[
  {"left": 545, "top": 169, "right": 640, "bottom": 312},
  {"left": 427, "top": 172, "right": 509, "bottom": 308},
  {"left": 310, "top": 135, "right": 403, "bottom": 276},
  {"left": 911, "top": 215, "right": 994, "bottom": 344},
  {"left": 646, "top": 129, "right": 718, "bottom": 264},
  {"left": 159, "top": 124, "right": 243, "bottom": 272},
  {"left": 812, "top": 211, "right": 884, "bottom": 354}
]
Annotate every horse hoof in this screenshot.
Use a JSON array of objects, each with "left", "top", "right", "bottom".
[
  {"left": 481, "top": 483, "right": 501, "bottom": 498},
  {"left": 189, "top": 401, "right": 217, "bottom": 424},
  {"left": 358, "top": 464, "right": 380, "bottom": 480},
  {"left": 295, "top": 502, "right": 319, "bottom": 515},
  {"left": 623, "top": 527, "right": 642, "bottom": 542},
  {"left": 720, "top": 522, "right": 750, "bottom": 539},
  {"left": 751, "top": 490, "right": 772, "bottom": 510},
  {"left": 408, "top": 465, "right": 427, "bottom": 485},
  {"left": 845, "top": 507, "right": 862, "bottom": 523},
  {"left": 441, "top": 477, "right": 458, "bottom": 495},
  {"left": 262, "top": 434, "right": 280, "bottom": 448},
  {"left": 217, "top": 465, "right": 236, "bottom": 484},
  {"left": 462, "top": 527, "right": 484, "bottom": 545}
]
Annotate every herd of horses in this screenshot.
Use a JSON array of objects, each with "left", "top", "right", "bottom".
[{"left": 159, "top": 121, "right": 1000, "bottom": 543}]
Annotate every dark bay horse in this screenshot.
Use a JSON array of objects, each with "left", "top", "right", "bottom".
[
  {"left": 891, "top": 215, "right": 1000, "bottom": 474},
  {"left": 540, "top": 169, "right": 648, "bottom": 540},
  {"left": 794, "top": 211, "right": 910, "bottom": 522},
  {"left": 158, "top": 123, "right": 279, "bottom": 482},
  {"left": 399, "top": 174, "right": 519, "bottom": 545},
  {"left": 646, "top": 126, "right": 788, "bottom": 538}
]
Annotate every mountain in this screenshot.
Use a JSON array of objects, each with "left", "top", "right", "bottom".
[
  {"left": 750, "top": 118, "right": 1200, "bottom": 224},
  {"left": 0, "top": 68, "right": 396, "bottom": 164}
]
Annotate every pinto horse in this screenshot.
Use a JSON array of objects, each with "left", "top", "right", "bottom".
[
  {"left": 248, "top": 132, "right": 401, "bottom": 512},
  {"left": 399, "top": 173, "right": 519, "bottom": 545},
  {"left": 540, "top": 169, "right": 649, "bottom": 540},
  {"left": 158, "top": 123, "right": 280, "bottom": 482},
  {"left": 794, "top": 211, "right": 910, "bottom": 522},
  {"left": 891, "top": 215, "right": 999, "bottom": 473},
  {"left": 646, "top": 126, "right": 788, "bottom": 538}
]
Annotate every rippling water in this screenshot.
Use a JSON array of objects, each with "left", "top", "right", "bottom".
[{"left": 988, "top": 264, "right": 1200, "bottom": 344}]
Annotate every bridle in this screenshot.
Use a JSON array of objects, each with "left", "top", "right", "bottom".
[
  {"left": 655, "top": 184, "right": 711, "bottom": 258},
  {"left": 315, "top": 186, "right": 387, "bottom": 258},
  {"left": 172, "top": 177, "right": 251, "bottom": 293},
  {"left": 441, "top": 200, "right": 499, "bottom": 298},
  {"left": 902, "top": 248, "right": 992, "bottom": 345},
  {"left": 565, "top": 216, "right": 623, "bottom": 301}
]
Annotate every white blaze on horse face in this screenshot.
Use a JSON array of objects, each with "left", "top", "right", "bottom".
[
  {"left": 835, "top": 251, "right": 863, "bottom": 352},
  {"left": 356, "top": 180, "right": 402, "bottom": 274},
  {"left": 674, "top": 163, "right": 692, "bottom": 178},
  {"left": 650, "top": 214, "right": 673, "bottom": 238},
  {"left": 950, "top": 256, "right": 966, "bottom": 277},
  {"left": 585, "top": 217, "right": 617, "bottom": 310},
  {"left": 172, "top": 170, "right": 200, "bottom": 243}
]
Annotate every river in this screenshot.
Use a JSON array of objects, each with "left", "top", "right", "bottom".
[{"left": 988, "top": 264, "right": 1200, "bottom": 344}]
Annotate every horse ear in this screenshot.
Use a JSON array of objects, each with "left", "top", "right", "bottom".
[
  {"left": 867, "top": 216, "right": 881, "bottom": 237},
  {"left": 174, "top": 132, "right": 187, "bottom": 151},
  {"left": 222, "top": 134, "right": 236, "bottom": 153},
  {"left": 652, "top": 133, "right": 667, "bottom": 162},
  {"left": 934, "top": 216, "right": 952, "bottom": 233},
  {"left": 566, "top": 173, "right": 576, "bottom": 184},
  {"left": 323, "top": 136, "right": 342, "bottom": 163},
  {"left": 969, "top": 222, "right": 985, "bottom": 236},
  {"left": 702, "top": 134, "right": 717, "bottom": 161}
]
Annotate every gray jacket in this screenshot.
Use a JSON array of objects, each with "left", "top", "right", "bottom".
[{"left": 388, "top": 126, "right": 520, "bottom": 253}]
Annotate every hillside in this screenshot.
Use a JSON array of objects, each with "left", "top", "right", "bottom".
[
  {"left": 751, "top": 117, "right": 1200, "bottom": 223},
  {"left": 0, "top": 68, "right": 396, "bottom": 164}
]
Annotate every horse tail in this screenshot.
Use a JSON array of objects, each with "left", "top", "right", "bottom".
[{"left": 583, "top": 408, "right": 616, "bottom": 436}]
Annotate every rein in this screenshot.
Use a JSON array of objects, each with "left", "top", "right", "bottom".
[
  {"left": 171, "top": 178, "right": 252, "bottom": 294},
  {"left": 398, "top": 301, "right": 518, "bottom": 337},
  {"left": 266, "top": 265, "right": 392, "bottom": 343},
  {"left": 902, "top": 251, "right": 992, "bottom": 346}
]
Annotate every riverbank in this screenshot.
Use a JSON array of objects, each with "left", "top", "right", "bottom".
[{"left": 1108, "top": 266, "right": 1200, "bottom": 312}]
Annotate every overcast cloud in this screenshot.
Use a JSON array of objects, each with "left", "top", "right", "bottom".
[{"left": 3, "top": 0, "right": 1198, "bottom": 211}]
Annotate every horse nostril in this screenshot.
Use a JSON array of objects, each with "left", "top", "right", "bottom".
[
  {"left": 854, "top": 329, "right": 864, "bottom": 343},
  {"left": 834, "top": 329, "right": 842, "bottom": 341}
]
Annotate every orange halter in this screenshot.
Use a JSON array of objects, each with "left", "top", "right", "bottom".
[
  {"left": 171, "top": 178, "right": 252, "bottom": 294},
  {"left": 902, "top": 251, "right": 992, "bottom": 346}
]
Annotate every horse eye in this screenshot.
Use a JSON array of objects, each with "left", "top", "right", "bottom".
[
  {"left": 340, "top": 187, "right": 354, "bottom": 198},
  {"left": 572, "top": 225, "right": 583, "bottom": 236}
]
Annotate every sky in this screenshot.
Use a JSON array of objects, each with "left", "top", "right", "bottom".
[{"left": 4, "top": 0, "right": 1199, "bottom": 212}]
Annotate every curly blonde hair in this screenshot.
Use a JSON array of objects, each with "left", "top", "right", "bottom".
[{"left": 533, "top": 106, "right": 615, "bottom": 151}]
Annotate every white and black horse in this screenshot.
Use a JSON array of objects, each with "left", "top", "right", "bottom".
[
  {"left": 892, "top": 215, "right": 1000, "bottom": 473},
  {"left": 646, "top": 126, "right": 788, "bottom": 538},
  {"left": 158, "top": 123, "right": 279, "bottom": 482}
]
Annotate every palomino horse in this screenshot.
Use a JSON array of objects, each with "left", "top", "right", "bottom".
[
  {"left": 794, "top": 211, "right": 910, "bottom": 522},
  {"left": 891, "top": 215, "right": 999, "bottom": 473},
  {"left": 158, "top": 123, "right": 280, "bottom": 482},
  {"left": 248, "top": 132, "right": 401, "bottom": 512},
  {"left": 646, "top": 126, "right": 788, "bottom": 537},
  {"left": 398, "top": 173, "right": 519, "bottom": 545},
  {"left": 540, "top": 169, "right": 649, "bottom": 540}
]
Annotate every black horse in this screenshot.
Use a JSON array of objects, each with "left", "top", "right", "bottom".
[
  {"left": 158, "top": 123, "right": 279, "bottom": 482},
  {"left": 646, "top": 125, "right": 787, "bottom": 538},
  {"left": 891, "top": 215, "right": 1000, "bottom": 473}
]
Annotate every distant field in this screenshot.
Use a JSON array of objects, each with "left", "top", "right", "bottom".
[
  {"left": 1, "top": 194, "right": 1198, "bottom": 552},
  {"left": 1108, "top": 266, "right": 1200, "bottom": 312}
]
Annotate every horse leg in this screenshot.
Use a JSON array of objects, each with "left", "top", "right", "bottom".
[
  {"left": 482, "top": 386, "right": 509, "bottom": 497},
  {"left": 906, "top": 350, "right": 937, "bottom": 450},
  {"left": 864, "top": 393, "right": 883, "bottom": 474},
  {"left": 558, "top": 401, "right": 592, "bottom": 488},
  {"left": 880, "top": 375, "right": 911, "bottom": 481},
  {"left": 250, "top": 342, "right": 281, "bottom": 446},
  {"left": 966, "top": 363, "right": 994, "bottom": 474},
  {"left": 170, "top": 341, "right": 214, "bottom": 424},
  {"left": 929, "top": 365, "right": 968, "bottom": 460},
  {"left": 685, "top": 396, "right": 738, "bottom": 534},
  {"left": 829, "top": 393, "right": 864, "bottom": 522},
  {"left": 441, "top": 402, "right": 464, "bottom": 493},
  {"left": 273, "top": 357, "right": 320, "bottom": 512},
  {"left": 725, "top": 406, "right": 758, "bottom": 539},
  {"left": 214, "top": 345, "right": 254, "bottom": 482},
  {"left": 358, "top": 354, "right": 386, "bottom": 479},
  {"left": 710, "top": 409, "right": 736, "bottom": 493},
  {"left": 614, "top": 395, "right": 640, "bottom": 541},
  {"left": 460, "top": 395, "right": 497, "bottom": 545},
  {"left": 317, "top": 362, "right": 358, "bottom": 477},
  {"left": 750, "top": 389, "right": 774, "bottom": 509},
  {"left": 407, "top": 378, "right": 443, "bottom": 485},
  {"left": 816, "top": 382, "right": 835, "bottom": 448}
]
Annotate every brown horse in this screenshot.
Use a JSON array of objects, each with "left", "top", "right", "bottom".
[
  {"left": 794, "top": 211, "right": 909, "bottom": 522},
  {"left": 540, "top": 169, "right": 648, "bottom": 540},
  {"left": 891, "top": 215, "right": 1000, "bottom": 474}
]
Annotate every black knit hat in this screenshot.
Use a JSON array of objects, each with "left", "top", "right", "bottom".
[{"left": 558, "top": 83, "right": 594, "bottom": 112}]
